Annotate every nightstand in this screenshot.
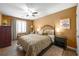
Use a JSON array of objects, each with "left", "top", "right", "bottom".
[{"left": 54, "top": 36, "right": 67, "bottom": 49}]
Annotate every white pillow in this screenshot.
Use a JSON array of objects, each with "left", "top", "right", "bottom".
[{"left": 38, "top": 30, "right": 43, "bottom": 35}]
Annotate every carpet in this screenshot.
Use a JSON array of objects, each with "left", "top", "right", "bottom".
[{"left": 43, "top": 45, "right": 64, "bottom": 56}]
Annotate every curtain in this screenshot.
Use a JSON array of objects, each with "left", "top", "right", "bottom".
[{"left": 16, "top": 20, "right": 27, "bottom": 33}]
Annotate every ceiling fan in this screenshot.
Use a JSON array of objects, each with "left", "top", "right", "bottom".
[
  {"left": 25, "top": 8, "right": 38, "bottom": 17},
  {"left": 19, "top": 4, "right": 39, "bottom": 17}
]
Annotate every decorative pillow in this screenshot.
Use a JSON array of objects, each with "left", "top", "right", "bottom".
[
  {"left": 42, "top": 29, "right": 54, "bottom": 35},
  {"left": 36, "top": 30, "right": 43, "bottom": 35},
  {"left": 48, "top": 30, "right": 54, "bottom": 35}
]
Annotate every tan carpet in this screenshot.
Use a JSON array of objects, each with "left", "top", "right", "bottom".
[
  {"left": 0, "top": 40, "right": 76, "bottom": 56},
  {"left": 63, "top": 48, "right": 77, "bottom": 56},
  {"left": 43, "top": 45, "right": 64, "bottom": 56}
]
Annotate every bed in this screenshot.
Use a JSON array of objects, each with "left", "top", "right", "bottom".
[{"left": 17, "top": 25, "right": 55, "bottom": 56}]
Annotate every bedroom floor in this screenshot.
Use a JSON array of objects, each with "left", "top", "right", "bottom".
[{"left": 0, "top": 40, "right": 77, "bottom": 56}]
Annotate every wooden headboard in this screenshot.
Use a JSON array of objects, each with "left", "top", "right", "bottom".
[{"left": 40, "top": 25, "right": 55, "bottom": 35}]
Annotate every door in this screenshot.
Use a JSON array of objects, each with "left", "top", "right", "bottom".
[{"left": 77, "top": 4, "right": 79, "bottom": 55}]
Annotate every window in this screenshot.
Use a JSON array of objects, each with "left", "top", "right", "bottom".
[{"left": 16, "top": 20, "right": 27, "bottom": 33}]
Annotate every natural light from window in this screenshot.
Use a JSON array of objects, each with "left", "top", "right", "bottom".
[{"left": 16, "top": 20, "right": 27, "bottom": 33}]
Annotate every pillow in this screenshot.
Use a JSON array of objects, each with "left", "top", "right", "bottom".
[
  {"left": 42, "top": 29, "right": 54, "bottom": 35},
  {"left": 42, "top": 30, "right": 48, "bottom": 35},
  {"left": 48, "top": 30, "right": 54, "bottom": 35},
  {"left": 37, "top": 30, "right": 43, "bottom": 35}
]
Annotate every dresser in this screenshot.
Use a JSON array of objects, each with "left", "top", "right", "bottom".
[{"left": 0, "top": 26, "right": 11, "bottom": 48}]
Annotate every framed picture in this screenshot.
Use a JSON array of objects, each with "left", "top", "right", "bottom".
[
  {"left": 60, "top": 18, "right": 70, "bottom": 29},
  {"left": 2, "top": 19, "right": 8, "bottom": 26}
]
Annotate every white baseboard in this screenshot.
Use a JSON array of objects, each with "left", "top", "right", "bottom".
[{"left": 67, "top": 46, "right": 77, "bottom": 51}]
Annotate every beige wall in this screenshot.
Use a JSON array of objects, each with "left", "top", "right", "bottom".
[
  {"left": 34, "top": 6, "right": 77, "bottom": 48},
  {"left": 26, "top": 20, "right": 33, "bottom": 33}
]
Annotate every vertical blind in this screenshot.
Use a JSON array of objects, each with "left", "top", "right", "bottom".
[{"left": 16, "top": 20, "right": 27, "bottom": 33}]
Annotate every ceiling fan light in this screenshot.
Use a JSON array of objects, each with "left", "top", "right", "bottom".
[
  {"left": 32, "top": 12, "right": 38, "bottom": 14},
  {"left": 26, "top": 14, "right": 29, "bottom": 17},
  {"left": 32, "top": 14, "right": 35, "bottom": 17}
]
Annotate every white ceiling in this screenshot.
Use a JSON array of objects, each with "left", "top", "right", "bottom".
[{"left": 0, "top": 3, "right": 77, "bottom": 20}]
